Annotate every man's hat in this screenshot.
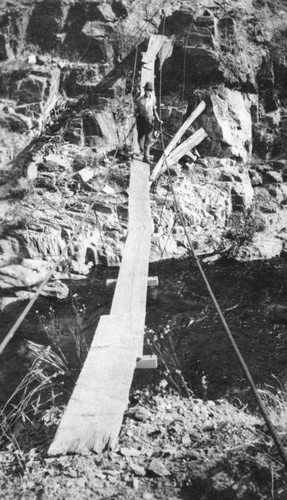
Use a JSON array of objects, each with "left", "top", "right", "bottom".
[{"left": 144, "top": 81, "right": 154, "bottom": 91}]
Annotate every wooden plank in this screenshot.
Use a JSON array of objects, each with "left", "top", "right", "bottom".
[
  {"left": 142, "top": 35, "right": 167, "bottom": 63},
  {"left": 133, "top": 125, "right": 141, "bottom": 155},
  {"left": 111, "top": 160, "right": 152, "bottom": 354},
  {"left": 161, "top": 128, "right": 208, "bottom": 172},
  {"left": 96, "top": 111, "right": 119, "bottom": 147},
  {"left": 149, "top": 101, "right": 206, "bottom": 183},
  {"left": 106, "top": 276, "right": 158, "bottom": 288},
  {"left": 48, "top": 314, "right": 139, "bottom": 455},
  {"left": 140, "top": 35, "right": 167, "bottom": 93},
  {"left": 136, "top": 355, "right": 158, "bottom": 369},
  {"left": 48, "top": 159, "right": 153, "bottom": 456},
  {"left": 141, "top": 60, "right": 154, "bottom": 93}
]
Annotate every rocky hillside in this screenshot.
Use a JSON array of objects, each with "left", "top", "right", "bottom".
[{"left": 1, "top": 0, "right": 287, "bottom": 309}]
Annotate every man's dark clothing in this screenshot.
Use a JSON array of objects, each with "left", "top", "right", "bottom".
[
  {"left": 136, "top": 115, "right": 154, "bottom": 160},
  {"left": 136, "top": 93, "right": 157, "bottom": 161}
]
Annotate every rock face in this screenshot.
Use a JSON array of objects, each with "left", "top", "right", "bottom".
[
  {"left": 1, "top": 0, "right": 287, "bottom": 305},
  {"left": 198, "top": 88, "right": 255, "bottom": 161}
]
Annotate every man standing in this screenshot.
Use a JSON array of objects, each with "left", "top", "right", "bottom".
[{"left": 135, "top": 81, "right": 162, "bottom": 163}]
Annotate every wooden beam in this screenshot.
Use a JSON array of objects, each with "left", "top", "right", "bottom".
[
  {"left": 140, "top": 35, "right": 167, "bottom": 93},
  {"left": 149, "top": 101, "right": 206, "bottom": 183},
  {"left": 136, "top": 355, "right": 158, "bottom": 369},
  {"left": 106, "top": 276, "right": 158, "bottom": 288},
  {"left": 142, "top": 35, "right": 167, "bottom": 64},
  {"left": 160, "top": 128, "right": 208, "bottom": 173}
]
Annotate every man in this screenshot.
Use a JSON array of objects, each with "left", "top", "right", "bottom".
[{"left": 135, "top": 81, "right": 162, "bottom": 163}]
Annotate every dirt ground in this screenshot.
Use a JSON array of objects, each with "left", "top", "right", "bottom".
[
  {"left": 1, "top": 388, "right": 287, "bottom": 500},
  {"left": 1, "top": 258, "right": 287, "bottom": 499}
]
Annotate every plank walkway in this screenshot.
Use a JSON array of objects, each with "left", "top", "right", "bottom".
[
  {"left": 47, "top": 34, "right": 206, "bottom": 456},
  {"left": 140, "top": 35, "right": 167, "bottom": 91},
  {"left": 48, "top": 33, "right": 166, "bottom": 457},
  {"left": 48, "top": 159, "right": 153, "bottom": 455}
]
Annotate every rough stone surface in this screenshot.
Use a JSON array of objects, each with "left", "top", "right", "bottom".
[
  {"left": 199, "top": 88, "right": 254, "bottom": 161},
  {"left": 0, "top": 0, "right": 287, "bottom": 303},
  {"left": 0, "top": 259, "right": 52, "bottom": 289},
  {"left": 44, "top": 154, "right": 72, "bottom": 171}
]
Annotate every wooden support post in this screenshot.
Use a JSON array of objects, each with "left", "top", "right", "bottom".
[
  {"left": 150, "top": 101, "right": 206, "bottom": 183},
  {"left": 106, "top": 276, "right": 158, "bottom": 288},
  {"left": 151, "top": 234, "right": 161, "bottom": 243},
  {"left": 136, "top": 355, "right": 158, "bottom": 369},
  {"left": 185, "top": 152, "right": 197, "bottom": 162}
]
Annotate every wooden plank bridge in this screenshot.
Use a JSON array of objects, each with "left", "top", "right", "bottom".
[
  {"left": 48, "top": 158, "right": 154, "bottom": 455},
  {"left": 48, "top": 35, "right": 207, "bottom": 456}
]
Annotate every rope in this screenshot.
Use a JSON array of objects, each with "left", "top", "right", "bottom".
[
  {"left": 157, "top": 124, "right": 287, "bottom": 468},
  {"left": 182, "top": 22, "right": 193, "bottom": 102},
  {"left": 158, "top": 12, "right": 166, "bottom": 120},
  {"left": 131, "top": 44, "right": 139, "bottom": 99},
  {"left": 95, "top": 0, "right": 169, "bottom": 81}
]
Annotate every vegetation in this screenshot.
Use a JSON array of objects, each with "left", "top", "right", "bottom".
[
  {"left": 1, "top": 307, "right": 287, "bottom": 499},
  {"left": 1, "top": 0, "right": 287, "bottom": 498},
  {"left": 222, "top": 211, "right": 266, "bottom": 258}
]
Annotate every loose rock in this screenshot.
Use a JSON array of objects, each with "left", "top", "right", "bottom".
[
  {"left": 148, "top": 458, "right": 170, "bottom": 477},
  {"left": 126, "top": 406, "right": 151, "bottom": 422}
]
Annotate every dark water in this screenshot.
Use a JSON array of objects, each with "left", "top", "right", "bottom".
[
  {"left": 145, "top": 257, "right": 287, "bottom": 403},
  {"left": 1, "top": 257, "right": 287, "bottom": 405}
]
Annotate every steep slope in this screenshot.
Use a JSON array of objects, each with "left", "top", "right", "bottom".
[{"left": 0, "top": 0, "right": 287, "bottom": 308}]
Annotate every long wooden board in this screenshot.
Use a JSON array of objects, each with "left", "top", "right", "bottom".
[
  {"left": 48, "top": 159, "right": 152, "bottom": 455},
  {"left": 160, "top": 128, "right": 208, "bottom": 173},
  {"left": 140, "top": 35, "right": 167, "bottom": 92},
  {"left": 150, "top": 100, "right": 206, "bottom": 182}
]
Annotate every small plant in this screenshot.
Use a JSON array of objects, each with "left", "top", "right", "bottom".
[
  {"left": 222, "top": 210, "right": 266, "bottom": 257},
  {"left": 258, "top": 382, "right": 287, "bottom": 440},
  {"left": 69, "top": 295, "right": 88, "bottom": 364},
  {"left": 145, "top": 322, "right": 193, "bottom": 398},
  {"left": 0, "top": 209, "right": 34, "bottom": 238},
  {"left": 37, "top": 307, "right": 70, "bottom": 370},
  {"left": 0, "top": 340, "right": 67, "bottom": 469},
  {"left": 1, "top": 342, "right": 66, "bottom": 432},
  {"left": 37, "top": 301, "right": 88, "bottom": 370},
  {"left": 41, "top": 405, "right": 64, "bottom": 427}
]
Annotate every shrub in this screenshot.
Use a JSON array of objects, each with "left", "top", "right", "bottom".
[{"left": 223, "top": 211, "right": 266, "bottom": 257}]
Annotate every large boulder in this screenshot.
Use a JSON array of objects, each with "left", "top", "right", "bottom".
[
  {"left": 235, "top": 233, "right": 283, "bottom": 261},
  {"left": 26, "top": 0, "right": 70, "bottom": 50},
  {"left": 16, "top": 75, "right": 47, "bottom": 104},
  {"left": 0, "top": 5, "right": 29, "bottom": 60},
  {"left": 0, "top": 259, "right": 52, "bottom": 289},
  {"left": 0, "top": 109, "right": 32, "bottom": 132},
  {"left": 0, "top": 32, "right": 14, "bottom": 61},
  {"left": 199, "top": 89, "right": 256, "bottom": 161},
  {"left": 81, "top": 22, "right": 114, "bottom": 63}
]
